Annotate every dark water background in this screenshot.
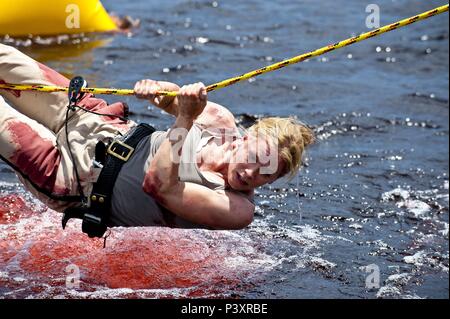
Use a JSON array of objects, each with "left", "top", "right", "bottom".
[{"left": 0, "top": 0, "right": 448, "bottom": 298}]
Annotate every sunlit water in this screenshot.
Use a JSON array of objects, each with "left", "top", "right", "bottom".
[{"left": 1, "top": 0, "right": 448, "bottom": 299}]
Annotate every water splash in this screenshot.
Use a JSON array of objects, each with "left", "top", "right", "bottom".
[{"left": 0, "top": 191, "right": 280, "bottom": 298}]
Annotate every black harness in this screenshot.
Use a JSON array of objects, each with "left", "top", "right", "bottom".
[{"left": 61, "top": 76, "right": 155, "bottom": 238}]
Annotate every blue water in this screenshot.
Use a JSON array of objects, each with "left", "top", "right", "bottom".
[{"left": 1, "top": 0, "right": 448, "bottom": 298}]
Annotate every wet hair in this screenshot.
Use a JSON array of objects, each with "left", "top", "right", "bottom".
[{"left": 247, "top": 117, "right": 315, "bottom": 179}]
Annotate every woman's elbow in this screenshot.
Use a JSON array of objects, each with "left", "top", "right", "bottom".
[
  {"left": 217, "top": 204, "right": 255, "bottom": 230},
  {"left": 235, "top": 212, "right": 254, "bottom": 230}
]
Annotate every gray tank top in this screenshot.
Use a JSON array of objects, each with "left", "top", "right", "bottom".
[{"left": 109, "top": 123, "right": 236, "bottom": 228}]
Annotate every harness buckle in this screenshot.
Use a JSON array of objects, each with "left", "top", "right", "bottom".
[
  {"left": 61, "top": 123, "right": 156, "bottom": 239},
  {"left": 107, "top": 140, "right": 134, "bottom": 162}
]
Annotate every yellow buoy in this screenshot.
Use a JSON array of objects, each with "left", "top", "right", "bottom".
[{"left": 0, "top": 0, "right": 118, "bottom": 36}]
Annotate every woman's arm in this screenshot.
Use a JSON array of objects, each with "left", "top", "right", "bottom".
[
  {"left": 142, "top": 83, "right": 255, "bottom": 229},
  {"left": 134, "top": 79, "right": 237, "bottom": 129}
]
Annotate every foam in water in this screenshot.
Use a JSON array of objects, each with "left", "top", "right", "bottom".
[
  {"left": 0, "top": 184, "right": 326, "bottom": 298},
  {"left": 0, "top": 193, "right": 266, "bottom": 298}
]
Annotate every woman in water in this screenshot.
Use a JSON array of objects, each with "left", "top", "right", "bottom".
[{"left": 0, "top": 43, "right": 314, "bottom": 234}]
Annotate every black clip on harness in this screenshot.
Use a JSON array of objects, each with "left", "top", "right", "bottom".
[
  {"left": 68, "top": 76, "right": 87, "bottom": 110},
  {"left": 61, "top": 76, "right": 155, "bottom": 239}
]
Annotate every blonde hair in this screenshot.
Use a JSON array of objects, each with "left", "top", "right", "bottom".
[{"left": 247, "top": 117, "right": 315, "bottom": 179}]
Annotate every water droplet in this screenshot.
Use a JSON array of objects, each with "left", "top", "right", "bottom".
[
  {"left": 162, "top": 68, "right": 170, "bottom": 73},
  {"left": 376, "top": 46, "right": 382, "bottom": 53},
  {"left": 385, "top": 47, "right": 391, "bottom": 53},
  {"left": 347, "top": 53, "right": 353, "bottom": 59},
  {"left": 196, "top": 37, "right": 209, "bottom": 44}
]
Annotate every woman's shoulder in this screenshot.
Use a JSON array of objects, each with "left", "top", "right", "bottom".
[{"left": 195, "top": 101, "right": 237, "bottom": 130}]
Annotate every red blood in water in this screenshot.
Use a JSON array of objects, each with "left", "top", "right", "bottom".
[
  {"left": 0, "top": 194, "right": 34, "bottom": 224},
  {"left": 0, "top": 194, "right": 265, "bottom": 298},
  {"left": 0, "top": 195, "right": 37, "bottom": 268}
]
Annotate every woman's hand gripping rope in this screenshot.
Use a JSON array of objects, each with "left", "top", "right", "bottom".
[{"left": 134, "top": 79, "right": 181, "bottom": 116}]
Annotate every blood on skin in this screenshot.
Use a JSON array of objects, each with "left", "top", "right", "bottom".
[
  {"left": 143, "top": 171, "right": 183, "bottom": 227},
  {"left": 7, "top": 121, "right": 67, "bottom": 195},
  {"left": 142, "top": 171, "right": 167, "bottom": 206}
]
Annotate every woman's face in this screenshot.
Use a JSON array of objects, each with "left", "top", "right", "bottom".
[{"left": 227, "top": 134, "right": 285, "bottom": 191}]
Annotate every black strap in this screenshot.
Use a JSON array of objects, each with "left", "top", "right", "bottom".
[{"left": 62, "top": 123, "right": 155, "bottom": 238}]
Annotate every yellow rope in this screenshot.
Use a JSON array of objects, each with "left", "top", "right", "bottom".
[{"left": 0, "top": 4, "right": 448, "bottom": 97}]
